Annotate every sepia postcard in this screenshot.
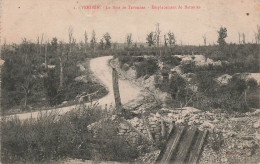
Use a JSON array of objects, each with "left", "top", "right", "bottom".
[{"left": 0, "top": 0, "right": 260, "bottom": 163}]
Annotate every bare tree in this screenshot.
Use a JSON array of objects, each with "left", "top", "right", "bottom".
[
  {"left": 255, "top": 25, "right": 260, "bottom": 44},
  {"left": 58, "top": 42, "right": 66, "bottom": 88},
  {"left": 90, "top": 30, "right": 97, "bottom": 53},
  {"left": 2, "top": 38, "right": 6, "bottom": 50},
  {"left": 21, "top": 39, "right": 31, "bottom": 108},
  {"left": 164, "top": 34, "right": 168, "bottom": 47},
  {"left": 155, "top": 23, "right": 161, "bottom": 48},
  {"left": 126, "top": 33, "right": 133, "bottom": 48},
  {"left": 168, "top": 31, "right": 176, "bottom": 47},
  {"left": 84, "top": 31, "right": 88, "bottom": 53},
  {"left": 21, "top": 75, "right": 33, "bottom": 109},
  {"left": 72, "top": 38, "right": 76, "bottom": 46},
  {"left": 68, "top": 26, "right": 73, "bottom": 53},
  {"left": 44, "top": 40, "right": 48, "bottom": 70},
  {"left": 203, "top": 34, "right": 207, "bottom": 46},
  {"left": 40, "top": 34, "right": 44, "bottom": 54},
  {"left": 99, "top": 38, "right": 104, "bottom": 50},
  {"left": 21, "top": 38, "right": 29, "bottom": 63},
  {"left": 238, "top": 33, "right": 241, "bottom": 44},
  {"left": 19, "top": 39, "right": 38, "bottom": 109},
  {"left": 37, "top": 36, "right": 40, "bottom": 54},
  {"left": 242, "top": 33, "right": 245, "bottom": 44}
]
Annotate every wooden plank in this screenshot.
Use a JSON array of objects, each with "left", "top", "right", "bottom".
[
  {"left": 159, "top": 126, "right": 185, "bottom": 164},
  {"left": 161, "top": 119, "right": 166, "bottom": 138},
  {"left": 187, "top": 130, "right": 208, "bottom": 164},
  {"left": 172, "top": 126, "right": 197, "bottom": 164},
  {"left": 142, "top": 114, "right": 154, "bottom": 142},
  {"left": 156, "top": 125, "right": 176, "bottom": 162}
]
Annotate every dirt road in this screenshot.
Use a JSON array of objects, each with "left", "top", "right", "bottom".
[
  {"left": 89, "top": 56, "right": 141, "bottom": 107},
  {"left": 4, "top": 56, "right": 141, "bottom": 120}
]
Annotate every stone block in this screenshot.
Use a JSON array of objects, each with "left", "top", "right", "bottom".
[
  {"left": 119, "top": 123, "right": 129, "bottom": 129},
  {"left": 119, "top": 129, "right": 127, "bottom": 133}
]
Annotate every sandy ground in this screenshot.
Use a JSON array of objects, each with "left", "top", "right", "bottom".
[{"left": 4, "top": 56, "right": 141, "bottom": 120}]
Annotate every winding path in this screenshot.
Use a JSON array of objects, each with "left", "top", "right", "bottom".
[{"left": 4, "top": 56, "right": 141, "bottom": 120}]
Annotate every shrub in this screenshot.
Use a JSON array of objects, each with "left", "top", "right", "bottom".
[
  {"left": 180, "top": 61, "right": 196, "bottom": 73},
  {"left": 228, "top": 76, "right": 247, "bottom": 95},
  {"left": 135, "top": 58, "right": 159, "bottom": 78},
  {"left": 247, "top": 89, "right": 260, "bottom": 108},
  {"left": 93, "top": 120, "right": 139, "bottom": 161},
  {"left": 145, "top": 58, "right": 159, "bottom": 76},
  {"left": 161, "top": 55, "right": 181, "bottom": 67},
  {"left": 122, "top": 63, "right": 130, "bottom": 71},
  {"left": 118, "top": 55, "right": 132, "bottom": 67},
  {"left": 135, "top": 62, "right": 146, "bottom": 78},
  {"left": 195, "top": 71, "right": 218, "bottom": 97}
]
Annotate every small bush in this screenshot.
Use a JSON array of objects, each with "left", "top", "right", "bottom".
[
  {"left": 161, "top": 55, "right": 182, "bottom": 67},
  {"left": 180, "top": 61, "right": 196, "bottom": 74},
  {"left": 145, "top": 58, "right": 159, "bottom": 75},
  {"left": 135, "top": 58, "right": 159, "bottom": 78},
  {"left": 93, "top": 119, "right": 139, "bottom": 161},
  {"left": 122, "top": 63, "right": 130, "bottom": 71},
  {"left": 118, "top": 55, "right": 132, "bottom": 67}
]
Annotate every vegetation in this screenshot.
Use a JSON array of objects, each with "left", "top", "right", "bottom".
[
  {"left": 1, "top": 105, "right": 139, "bottom": 163},
  {"left": 217, "top": 27, "right": 228, "bottom": 48},
  {"left": 1, "top": 35, "right": 111, "bottom": 114},
  {"left": 115, "top": 25, "right": 259, "bottom": 113}
]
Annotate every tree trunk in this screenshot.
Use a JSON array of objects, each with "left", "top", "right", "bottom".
[
  {"left": 24, "top": 92, "right": 28, "bottom": 109},
  {"left": 244, "top": 90, "right": 247, "bottom": 105},
  {"left": 59, "top": 57, "right": 64, "bottom": 88},
  {"left": 185, "top": 87, "right": 188, "bottom": 105},
  {"left": 176, "top": 89, "right": 179, "bottom": 102},
  {"left": 45, "top": 44, "right": 48, "bottom": 70},
  {"left": 112, "top": 68, "right": 122, "bottom": 113},
  {"left": 40, "top": 34, "right": 43, "bottom": 54},
  {"left": 25, "top": 53, "right": 28, "bottom": 64}
]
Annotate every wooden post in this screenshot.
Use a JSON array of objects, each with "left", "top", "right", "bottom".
[
  {"left": 59, "top": 56, "right": 64, "bottom": 88},
  {"left": 112, "top": 68, "right": 122, "bottom": 113},
  {"left": 168, "top": 121, "right": 175, "bottom": 137},
  {"left": 142, "top": 113, "right": 154, "bottom": 142},
  {"left": 161, "top": 119, "right": 166, "bottom": 138}
]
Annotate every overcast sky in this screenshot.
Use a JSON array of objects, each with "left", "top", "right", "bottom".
[{"left": 1, "top": 0, "right": 260, "bottom": 45}]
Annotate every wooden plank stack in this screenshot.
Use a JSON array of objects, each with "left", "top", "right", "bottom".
[{"left": 156, "top": 125, "right": 208, "bottom": 164}]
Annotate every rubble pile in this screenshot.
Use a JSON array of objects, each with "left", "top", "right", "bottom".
[{"left": 111, "top": 57, "right": 260, "bottom": 163}]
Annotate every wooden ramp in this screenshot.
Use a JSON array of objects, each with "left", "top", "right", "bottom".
[{"left": 156, "top": 125, "right": 208, "bottom": 164}]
